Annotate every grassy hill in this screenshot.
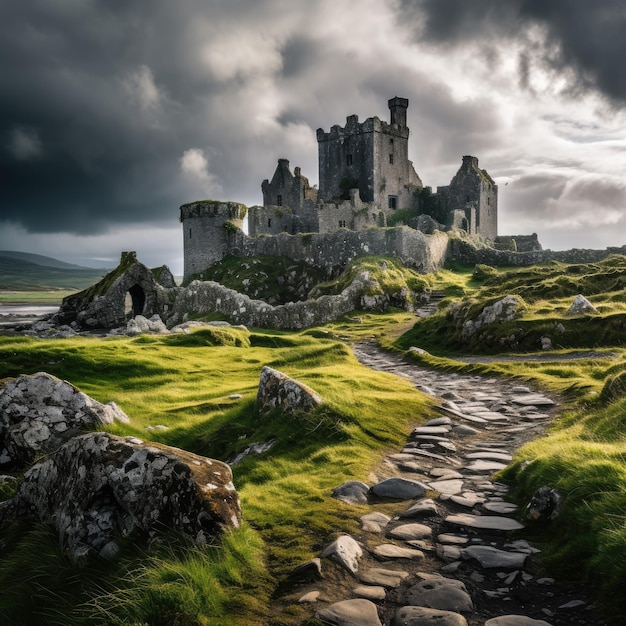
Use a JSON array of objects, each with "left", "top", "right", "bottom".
[
  {"left": 0, "top": 251, "right": 108, "bottom": 290},
  {"left": 0, "top": 256, "right": 625, "bottom": 623}
]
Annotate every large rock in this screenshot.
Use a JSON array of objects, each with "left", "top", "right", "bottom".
[
  {"left": 404, "top": 578, "right": 474, "bottom": 613},
  {"left": 393, "top": 606, "right": 468, "bottom": 626},
  {"left": 0, "top": 372, "right": 129, "bottom": 468},
  {"left": 0, "top": 432, "right": 241, "bottom": 564},
  {"left": 320, "top": 535, "right": 363, "bottom": 574},
  {"left": 566, "top": 294, "right": 597, "bottom": 316},
  {"left": 461, "top": 295, "right": 524, "bottom": 340},
  {"left": 317, "top": 598, "right": 382, "bottom": 626},
  {"left": 256, "top": 366, "right": 323, "bottom": 413}
]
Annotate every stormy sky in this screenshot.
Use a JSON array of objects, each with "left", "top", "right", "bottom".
[{"left": 2, "top": 0, "right": 626, "bottom": 273}]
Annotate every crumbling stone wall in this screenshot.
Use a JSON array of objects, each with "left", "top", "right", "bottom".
[{"left": 449, "top": 237, "right": 626, "bottom": 266}]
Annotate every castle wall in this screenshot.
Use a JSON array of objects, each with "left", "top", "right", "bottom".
[
  {"left": 240, "top": 227, "right": 449, "bottom": 276},
  {"left": 449, "top": 238, "right": 626, "bottom": 266}
]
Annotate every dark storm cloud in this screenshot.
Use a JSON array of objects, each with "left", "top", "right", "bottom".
[
  {"left": 0, "top": 0, "right": 301, "bottom": 236},
  {"left": 397, "top": 0, "right": 626, "bottom": 103}
]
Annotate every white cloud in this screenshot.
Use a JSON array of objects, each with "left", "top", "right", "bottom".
[
  {"left": 180, "top": 148, "right": 223, "bottom": 199},
  {"left": 124, "top": 65, "right": 162, "bottom": 111},
  {"left": 7, "top": 126, "right": 42, "bottom": 160}
]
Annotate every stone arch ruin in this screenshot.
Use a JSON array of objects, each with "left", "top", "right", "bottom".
[{"left": 54, "top": 252, "right": 176, "bottom": 330}]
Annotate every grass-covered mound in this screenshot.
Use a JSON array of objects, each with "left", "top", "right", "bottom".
[
  {"left": 396, "top": 255, "right": 626, "bottom": 354},
  {"left": 309, "top": 256, "right": 434, "bottom": 309},
  {"left": 0, "top": 327, "right": 433, "bottom": 625},
  {"left": 183, "top": 254, "right": 327, "bottom": 304}
]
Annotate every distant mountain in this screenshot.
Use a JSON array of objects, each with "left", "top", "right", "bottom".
[
  {"left": 0, "top": 250, "right": 100, "bottom": 270},
  {"left": 0, "top": 252, "right": 108, "bottom": 291}
]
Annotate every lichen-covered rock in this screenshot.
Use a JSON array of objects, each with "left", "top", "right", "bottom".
[
  {"left": 0, "top": 432, "right": 241, "bottom": 564},
  {"left": 256, "top": 366, "right": 323, "bottom": 413},
  {"left": 0, "top": 372, "right": 129, "bottom": 468},
  {"left": 567, "top": 294, "right": 597, "bottom": 316},
  {"left": 461, "top": 295, "right": 524, "bottom": 341}
]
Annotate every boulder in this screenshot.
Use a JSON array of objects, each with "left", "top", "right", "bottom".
[
  {"left": 317, "top": 598, "right": 382, "bottom": 626},
  {"left": 332, "top": 480, "right": 371, "bottom": 505},
  {"left": 320, "top": 534, "right": 363, "bottom": 574},
  {"left": 256, "top": 366, "right": 323, "bottom": 413},
  {"left": 0, "top": 432, "right": 241, "bottom": 564},
  {"left": 393, "top": 606, "right": 468, "bottom": 626},
  {"left": 0, "top": 372, "right": 129, "bottom": 469},
  {"left": 567, "top": 294, "right": 597, "bottom": 316},
  {"left": 404, "top": 578, "right": 474, "bottom": 613},
  {"left": 461, "top": 295, "right": 524, "bottom": 341}
]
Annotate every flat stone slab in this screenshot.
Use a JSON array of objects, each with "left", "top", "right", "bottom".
[
  {"left": 511, "top": 394, "right": 556, "bottom": 407},
  {"left": 465, "top": 451, "right": 513, "bottom": 462},
  {"left": 404, "top": 578, "right": 473, "bottom": 613},
  {"left": 430, "top": 468, "right": 463, "bottom": 479},
  {"left": 393, "top": 606, "right": 468, "bottom": 626},
  {"left": 470, "top": 411, "right": 510, "bottom": 421},
  {"left": 465, "top": 460, "right": 509, "bottom": 473},
  {"left": 437, "top": 405, "right": 487, "bottom": 424},
  {"left": 483, "top": 501, "right": 518, "bottom": 514},
  {"left": 445, "top": 514, "right": 524, "bottom": 531},
  {"left": 298, "top": 591, "right": 320, "bottom": 603},
  {"left": 437, "top": 533, "right": 468, "bottom": 545},
  {"left": 401, "top": 448, "right": 452, "bottom": 463},
  {"left": 316, "top": 599, "right": 382, "bottom": 626},
  {"left": 388, "top": 523, "right": 432, "bottom": 541},
  {"left": 370, "top": 477, "right": 428, "bottom": 500},
  {"left": 372, "top": 544, "right": 424, "bottom": 560},
  {"left": 484, "top": 616, "right": 552, "bottom": 626},
  {"left": 400, "top": 499, "right": 438, "bottom": 518},
  {"left": 428, "top": 479, "right": 464, "bottom": 495},
  {"left": 424, "top": 417, "right": 453, "bottom": 426},
  {"left": 412, "top": 426, "right": 451, "bottom": 436},
  {"left": 462, "top": 545, "right": 528, "bottom": 569},
  {"left": 361, "top": 512, "right": 391, "bottom": 533},
  {"left": 359, "top": 568, "right": 410, "bottom": 588},
  {"left": 353, "top": 585, "right": 386, "bottom": 601}
]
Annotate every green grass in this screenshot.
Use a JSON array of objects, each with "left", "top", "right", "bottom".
[
  {"left": 2, "top": 254, "right": 626, "bottom": 622},
  {"left": 0, "top": 290, "right": 76, "bottom": 305},
  {"left": 0, "top": 327, "right": 433, "bottom": 624}
]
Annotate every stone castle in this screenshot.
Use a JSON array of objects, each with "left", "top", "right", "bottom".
[{"left": 181, "top": 97, "right": 501, "bottom": 280}]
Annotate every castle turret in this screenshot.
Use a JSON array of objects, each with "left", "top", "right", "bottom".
[
  {"left": 180, "top": 201, "right": 246, "bottom": 280},
  {"left": 388, "top": 96, "right": 408, "bottom": 127}
]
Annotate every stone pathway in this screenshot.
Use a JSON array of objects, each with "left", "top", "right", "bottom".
[{"left": 276, "top": 342, "right": 606, "bottom": 626}]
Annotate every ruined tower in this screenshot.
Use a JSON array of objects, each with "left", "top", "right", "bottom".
[
  {"left": 316, "top": 97, "right": 423, "bottom": 211},
  {"left": 438, "top": 156, "right": 498, "bottom": 240}
]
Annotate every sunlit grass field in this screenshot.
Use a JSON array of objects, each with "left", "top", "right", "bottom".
[
  {"left": 1, "top": 253, "right": 625, "bottom": 622},
  {"left": 0, "top": 324, "right": 434, "bottom": 624}
]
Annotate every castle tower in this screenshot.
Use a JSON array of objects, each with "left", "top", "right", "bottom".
[
  {"left": 180, "top": 201, "right": 246, "bottom": 280},
  {"left": 316, "top": 97, "right": 422, "bottom": 211}
]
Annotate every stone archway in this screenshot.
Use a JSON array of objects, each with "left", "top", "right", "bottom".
[{"left": 125, "top": 284, "right": 146, "bottom": 319}]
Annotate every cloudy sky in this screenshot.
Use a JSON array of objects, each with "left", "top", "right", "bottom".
[{"left": 2, "top": 0, "right": 626, "bottom": 274}]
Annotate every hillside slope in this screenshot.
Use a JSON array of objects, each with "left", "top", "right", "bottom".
[{"left": 0, "top": 253, "right": 107, "bottom": 290}]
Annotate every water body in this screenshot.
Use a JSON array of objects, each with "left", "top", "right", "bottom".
[{"left": 0, "top": 305, "right": 58, "bottom": 327}]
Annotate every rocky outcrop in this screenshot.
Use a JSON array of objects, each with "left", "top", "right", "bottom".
[
  {"left": 461, "top": 295, "right": 524, "bottom": 341},
  {"left": 0, "top": 372, "right": 129, "bottom": 469},
  {"left": 0, "top": 432, "right": 242, "bottom": 564},
  {"left": 256, "top": 366, "right": 323, "bottom": 413}
]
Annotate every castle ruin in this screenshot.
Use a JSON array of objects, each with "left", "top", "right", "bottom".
[{"left": 181, "top": 97, "right": 500, "bottom": 280}]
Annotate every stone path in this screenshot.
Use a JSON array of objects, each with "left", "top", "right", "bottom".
[{"left": 276, "top": 342, "right": 606, "bottom": 626}]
